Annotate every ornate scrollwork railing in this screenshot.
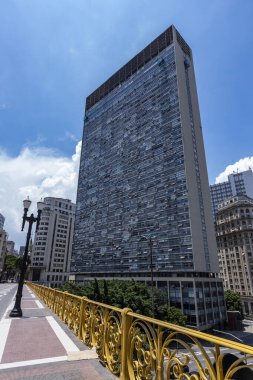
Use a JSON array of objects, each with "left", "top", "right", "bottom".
[{"left": 27, "top": 283, "right": 253, "bottom": 380}]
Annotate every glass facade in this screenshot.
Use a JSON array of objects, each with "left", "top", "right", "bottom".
[
  {"left": 72, "top": 25, "right": 225, "bottom": 329},
  {"left": 73, "top": 43, "right": 195, "bottom": 275}
]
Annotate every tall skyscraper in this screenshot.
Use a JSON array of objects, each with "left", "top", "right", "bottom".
[
  {"left": 72, "top": 25, "right": 225, "bottom": 329},
  {"left": 0, "top": 213, "right": 5, "bottom": 230},
  {"left": 216, "top": 195, "right": 253, "bottom": 316},
  {"left": 29, "top": 197, "right": 75, "bottom": 288},
  {"left": 210, "top": 169, "right": 253, "bottom": 218}
]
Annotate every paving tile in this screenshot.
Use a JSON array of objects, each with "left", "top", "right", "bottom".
[
  {"left": 0, "top": 286, "right": 116, "bottom": 379},
  {"left": 1, "top": 318, "right": 66, "bottom": 363},
  {"left": 22, "top": 300, "right": 38, "bottom": 308},
  {"left": 0, "top": 360, "right": 116, "bottom": 380}
]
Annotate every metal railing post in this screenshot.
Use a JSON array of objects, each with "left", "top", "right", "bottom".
[
  {"left": 52, "top": 288, "right": 56, "bottom": 311},
  {"left": 156, "top": 326, "right": 164, "bottom": 380},
  {"left": 61, "top": 291, "right": 67, "bottom": 320},
  {"left": 120, "top": 308, "right": 132, "bottom": 380},
  {"left": 78, "top": 296, "right": 87, "bottom": 340}
]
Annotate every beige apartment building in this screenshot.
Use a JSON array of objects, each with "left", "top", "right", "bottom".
[
  {"left": 29, "top": 197, "right": 75, "bottom": 288},
  {"left": 216, "top": 195, "right": 253, "bottom": 315}
]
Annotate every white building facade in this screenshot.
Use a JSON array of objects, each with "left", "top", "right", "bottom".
[
  {"left": 29, "top": 197, "right": 75, "bottom": 287},
  {"left": 210, "top": 169, "right": 253, "bottom": 219}
]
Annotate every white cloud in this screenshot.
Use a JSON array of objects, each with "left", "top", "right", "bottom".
[
  {"left": 58, "top": 131, "right": 78, "bottom": 142},
  {"left": 0, "top": 141, "right": 82, "bottom": 248},
  {"left": 215, "top": 157, "right": 253, "bottom": 183}
]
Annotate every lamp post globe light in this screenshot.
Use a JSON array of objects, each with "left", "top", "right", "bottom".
[{"left": 9, "top": 197, "right": 45, "bottom": 318}]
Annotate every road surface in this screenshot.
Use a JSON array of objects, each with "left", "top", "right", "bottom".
[{"left": 0, "top": 283, "right": 17, "bottom": 320}]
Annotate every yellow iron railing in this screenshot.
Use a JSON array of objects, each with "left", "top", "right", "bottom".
[{"left": 27, "top": 282, "right": 253, "bottom": 380}]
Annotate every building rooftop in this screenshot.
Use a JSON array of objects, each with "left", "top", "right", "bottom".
[
  {"left": 217, "top": 195, "right": 253, "bottom": 211},
  {"left": 85, "top": 25, "right": 191, "bottom": 111}
]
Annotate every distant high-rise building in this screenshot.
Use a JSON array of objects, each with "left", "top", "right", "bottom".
[
  {"left": 29, "top": 197, "right": 75, "bottom": 287},
  {"left": 210, "top": 169, "right": 253, "bottom": 218},
  {"left": 216, "top": 195, "right": 253, "bottom": 315},
  {"left": 0, "top": 213, "right": 5, "bottom": 230},
  {"left": 0, "top": 230, "right": 7, "bottom": 277},
  {"left": 71, "top": 25, "right": 225, "bottom": 329},
  {"left": 19, "top": 246, "right": 25, "bottom": 257},
  {"left": 6, "top": 240, "right": 15, "bottom": 255}
]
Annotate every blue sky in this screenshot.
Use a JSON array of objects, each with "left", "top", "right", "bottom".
[{"left": 0, "top": 0, "right": 253, "bottom": 245}]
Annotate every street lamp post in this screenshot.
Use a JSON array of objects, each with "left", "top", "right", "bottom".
[
  {"left": 9, "top": 198, "right": 44, "bottom": 318},
  {"left": 141, "top": 235, "right": 155, "bottom": 317},
  {"left": 148, "top": 237, "right": 155, "bottom": 317}
]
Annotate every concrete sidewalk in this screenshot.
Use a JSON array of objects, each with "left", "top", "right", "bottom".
[{"left": 0, "top": 285, "right": 116, "bottom": 380}]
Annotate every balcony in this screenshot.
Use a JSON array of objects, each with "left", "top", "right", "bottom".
[{"left": 28, "top": 283, "right": 253, "bottom": 379}]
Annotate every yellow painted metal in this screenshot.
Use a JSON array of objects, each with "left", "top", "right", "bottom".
[
  {"left": 78, "top": 296, "right": 87, "bottom": 340},
  {"left": 27, "top": 282, "right": 253, "bottom": 379},
  {"left": 120, "top": 308, "right": 132, "bottom": 380}
]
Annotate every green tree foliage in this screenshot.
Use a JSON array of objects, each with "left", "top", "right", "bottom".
[
  {"left": 15, "top": 257, "right": 24, "bottom": 272},
  {"left": 156, "top": 305, "right": 187, "bottom": 326},
  {"left": 60, "top": 279, "right": 187, "bottom": 326},
  {"left": 93, "top": 278, "right": 101, "bottom": 301},
  {"left": 4, "top": 255, "right": 18, "bottom": 279},
  {"left": 60, "top": 281, "right": 93, "bottom": 298},
  {"left": 109, "top": 280, "right": 152, "bottom": 315},
  {"left": 224, "top": 290, "right": 243, "bottom": 316},
  {"left": 103, "top": 280, "right": 108, "bottom": 303}
]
